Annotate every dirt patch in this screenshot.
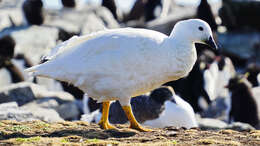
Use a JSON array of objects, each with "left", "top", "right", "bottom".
[{"left": 0, "top": 120, "right": 259, "bottom": 145}]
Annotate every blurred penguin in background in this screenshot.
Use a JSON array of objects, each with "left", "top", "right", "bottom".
[
  {"left": 226, "top": 74, "right": 259, "bottom": 128},
  {"left": 164, "top": 58, "right": 212, "bottom": 112},
  {"left": 0, "top": 35, "right": 25, "bottom": 86},
  {"left": 61, "top": 0, "right": 76, "bottom": 8},
  {"left": 124, "top": 0, "right": 162, "bottom": 22},
  {"left": 22, "top": 0, "right": 44, "bottom": 25},
  {"left": 102, "top": 0, "right": 118, "bottom": 20},
  {"left": 197, "top": 0, "right": 218, "bottom": 31},
  {"left": 245, "top": 64, "right": 260, "bottom": 87}
]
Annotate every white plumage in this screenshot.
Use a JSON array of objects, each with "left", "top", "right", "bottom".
[{"left": 25, "top": 19, "right": 215, "bottom": 107}]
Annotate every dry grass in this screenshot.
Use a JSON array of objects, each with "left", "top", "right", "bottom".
[{"left": 0, "top": 120, "right": 259, "bottom": 146}]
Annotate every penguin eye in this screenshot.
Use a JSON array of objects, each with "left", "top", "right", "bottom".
[{"left": 198, "top": 26, "right": 204, "bottom": 31}]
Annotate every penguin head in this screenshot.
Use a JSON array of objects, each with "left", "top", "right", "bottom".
[
  {"left": 150, "top": 86, "right": 174, "bottom": 104},
  {"left": 225, "top": 73, "right": 252, "bottom": 92},
  {"left": 0, "top": 35, "right": 15, "bottom": 65}
]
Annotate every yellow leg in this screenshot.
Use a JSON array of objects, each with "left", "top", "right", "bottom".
[
  {"left": 122, "top": 105, "right": 152, "bottom": 132},
  {"left": 98, "top": 101, "right": 116, "bottom": 129}
]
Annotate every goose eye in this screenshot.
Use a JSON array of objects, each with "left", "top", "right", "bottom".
[{"left": 198, "top": 26, "right": 204, "bottom": 31}]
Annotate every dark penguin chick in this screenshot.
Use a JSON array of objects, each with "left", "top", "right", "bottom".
[
  {"left": 0, "top": 36, "right": 24, "bottom": 83},
  {"left": 197, "top": 0, "right": 218, "bottom": 31},
  {"left": 61, "top": 0, "right": 76, "bottom": 8},
  {"left": 226, "top": 75, "right": 259, "bottom": 127},
  {"left": 245, "top": 63, "right": 260, "bottom": 87},
  {"left": 22, "top": 0, "right": 44, "bottom": 25},
  {"left": 102, "top": 0, "right": 118, "bottom": 20}
]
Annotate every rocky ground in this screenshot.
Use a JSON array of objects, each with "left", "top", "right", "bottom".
[{"left": 0, "top": 120, "right": 259, "bottom": 146}]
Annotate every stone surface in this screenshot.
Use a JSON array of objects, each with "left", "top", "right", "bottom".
[
  {"left": 0, "top": 82, "right": 74, "bottom": 106},
  {"left": 201, "top": 97, "right": 230, "bottom": 122},
  {"left": 198, "top": 118, "right": 228, "bottom": 130},
  {"left": 0, "top": 102, "right": 63, "bottom": 122},
  {"left": 226, "top": 122, "right": 255, "bottom": 131},
  {"left": 0, "top": 1, "right": 24, "bottom": 31},
  {"left": 56, "top": 101, "right": 80, "bottom": 120},
  {"left": 5, "top": 26, "right": 59, "bottom": 64},
  {"left": 45, "top": 6, "right": 119, "bottom": 35}
]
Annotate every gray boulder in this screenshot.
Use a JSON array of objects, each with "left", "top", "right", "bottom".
[
  {"left": 9, "top": 25, "right": 59, "bottom": 64},
  {"left": 0, "top": 102, "right": 63, "bottom": 122},
  {"left": 0, "top": 1, "right": 24, "bottom": 31},
  {"left": 56, "top": 101, "right": 80, "bottom": 120},
  {"left": 0, "top": 82, "right": 74, "bottom": 106},
  {"left": 198, "top": 118, "right": 228, "bottom": 130},
  {"left": 45, "top": 6, "right": 119, "bottom": 35},
  {"left": 226, "top": 122, "right": 255, "bottom": 131},
  {"left": 23, "top": 97, "right": 81, "bottom": 120},
  {"left": 198, "top": 117, "right": 256, "bottom": 131},
  {"left": 201, "top": 97, "right": 230, "bottom": 122}
]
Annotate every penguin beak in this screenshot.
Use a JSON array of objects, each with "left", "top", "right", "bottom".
[{"left": 204, "top": 36, "right": 218, "bottom": 50}]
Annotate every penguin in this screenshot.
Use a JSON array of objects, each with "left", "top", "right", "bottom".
[
  {"left": 164, "top": 60, "right": 211, "bottom": 112},
  {"left": 102, "top": 0, "right": 118, "bottom": 20},
  {"left": 226, "top": 74, "right": 259, "bottom": 127},
  {"left": 22, "top": 0, "right": 44, "bottom": 25},
  {"left": 245, "top": 63, "right": 260, "bottom": 87},
  {"left": 124, "top": 0, "right": 162, "bottom": 22},
  {"left": 197, "top": 0, "right": 218, "bottom": 31},
  {"left": 0, "top": 35, "right": 25, "bottom": 85}
]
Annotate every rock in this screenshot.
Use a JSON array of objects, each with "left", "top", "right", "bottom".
[
  {"left": 0, "top": 2, "right": 24, "bottom": 31},
  {"left": 0, "top": 102, "right": 63, "bottom": 122},
  {"left": 21, "top": 106, "right": 64, "bottom": 122},
  {"left": 225, "top": 122, "right": 255, "bottom": 131},
  {"left": 81, "top": 13, "right": 107, "bottom": 35},
  {"left": 45, "top": 6, "right": 119, "bottom": 35},
  {"left": 0, "top": 84, "right": 35, "bottom": 106},
  {"left": 198, "top": 118, "right": 228, "bottom": 130},
  {"left": 94, "top": 7, "right": 119, "bottom": 29},
  {"left": 7, "top": 26, "right": 59, "bottom": 64},
  {"left": 201, "top": 97, "right": 230, "bottom": 122},
  {"left": 56, "top": 101, "right": 80, "bottom": 120},
  {"left": 22, "top": 98, "right": 60, "bottom": 109},
  {"left": 0, "top": 82, "right": 74, "bottom": 106}
]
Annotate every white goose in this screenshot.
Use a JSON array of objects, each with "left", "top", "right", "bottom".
[{"left": 25, "top": 19, "right": 217, "bottom": 132}]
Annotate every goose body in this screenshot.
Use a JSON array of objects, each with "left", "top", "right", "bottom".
[
  {"left": 26, "top": 19, "right": 217, "bottom": 131},
  {"left": 26, "top": 28, "right": 197, "bottom": 103}
]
